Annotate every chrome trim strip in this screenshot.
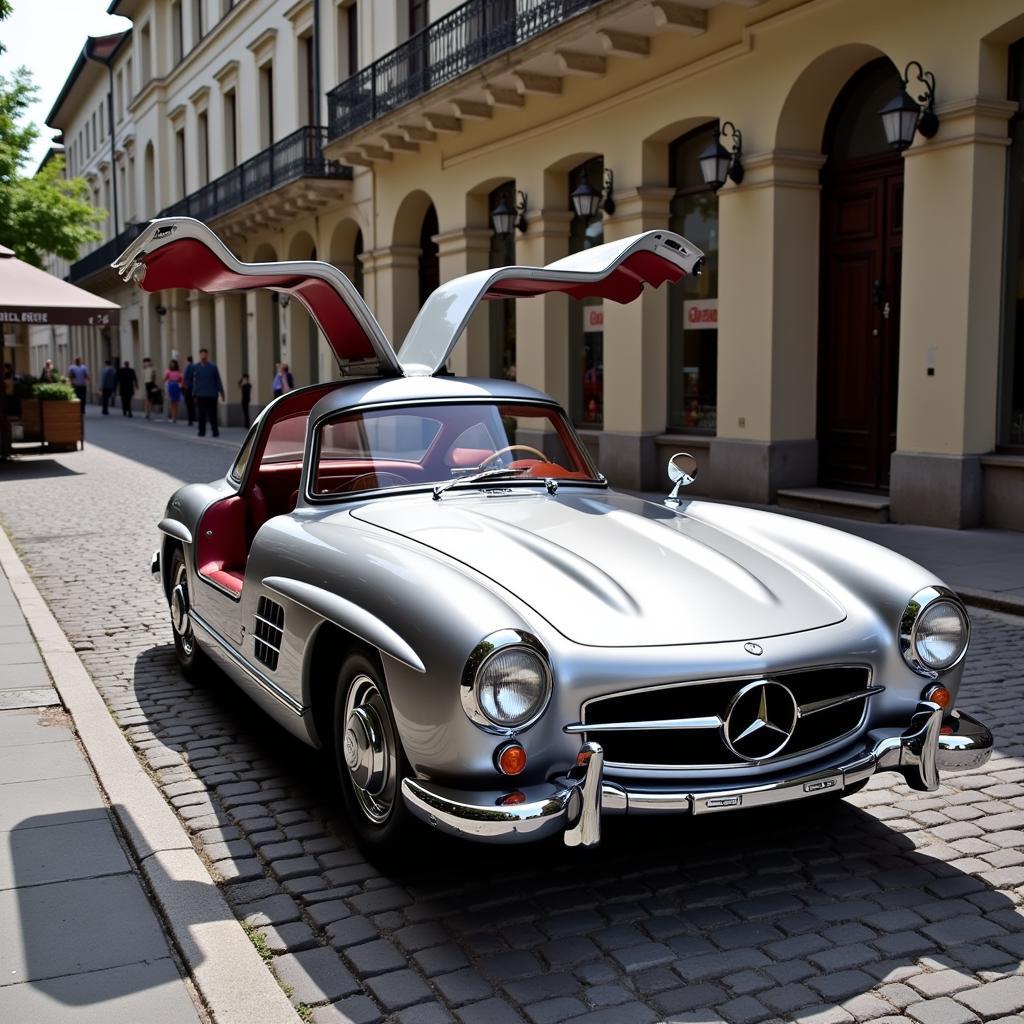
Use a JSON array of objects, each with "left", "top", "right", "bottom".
[
  {"left": 797, "top": 685, "right": 885, "bottom": 717},
  {"left": 254, "top": 613, "right": 283, "bottom": 632},
  {"left": 564, "top": 715, "right": 722, "bottom": 734},
  {"left": 190, "top": 610, "right": 303, "bottom": 716},
  {"left": 158, "top": 518, "right": 193, "bottom": 545}
]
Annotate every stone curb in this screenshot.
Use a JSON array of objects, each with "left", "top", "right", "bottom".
[
  {"left": 0, "top": 526, "right": 299, "bottom": 1024},
  {"left": 957, "top": 586, "right": 1024, "bottom": 618}
]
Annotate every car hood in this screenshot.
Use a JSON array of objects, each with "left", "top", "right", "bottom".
[{"left": 349, "top": 490, "right": 845, "bottom": 647}]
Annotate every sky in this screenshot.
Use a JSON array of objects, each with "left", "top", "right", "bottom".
[{"left": 0, "top": 0, "right": 132, "bottom": 173}]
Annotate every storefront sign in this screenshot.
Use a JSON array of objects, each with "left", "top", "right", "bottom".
[
  {"left": 684, "top": 298, "right": 717, "bottom": 329},
  {"left": 584, "top": 305, "right": 604, "bottom": 332},
  {"left": 0, "top": 307, "right": 120, "bottom": 326}
]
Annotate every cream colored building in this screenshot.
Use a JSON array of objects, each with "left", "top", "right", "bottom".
[{"left": 30, "top": 0, "right": 1024, "bottom": 530}]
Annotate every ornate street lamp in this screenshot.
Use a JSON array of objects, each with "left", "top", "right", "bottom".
[
  {"left": 698, "top": 122, "right": 744, "bottom": 191},
  {"left": 490, "top": 189, "right": 528, "bottom": 236},
  {"left": 880, "top": 61, "right": 939, "bottom": 150}
]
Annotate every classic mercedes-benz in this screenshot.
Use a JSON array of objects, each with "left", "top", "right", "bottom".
[{"left": 115, "top": 217, "right": 992, "bottom": 852}]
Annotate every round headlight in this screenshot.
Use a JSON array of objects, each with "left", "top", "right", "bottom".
[
  {"left": 900, "top": 587, "right": 970, "bottom": 676},
  {"left": 915, "top": 599, "right": 968, "bottom": 671},
  {"left": 462, "top": 631, "right": 552, "bottom": 731}
]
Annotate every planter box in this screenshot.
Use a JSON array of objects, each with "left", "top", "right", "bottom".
[
  {"left": 40, "top": 399, "right": 83, "bottom": 450},
  {"left": 20, "top": 398, "right": 41, "bottom": 441}
]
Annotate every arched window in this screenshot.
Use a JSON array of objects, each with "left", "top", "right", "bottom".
[
  {"left": 823, "top": 58, "right": 903, "bottom": 161},
  {"left": 568, "top": 157, "right": 604, "bottom": 428},
  {"left": 488, "top": 182, "right": 516, "bottom": 380},
  {"left": 418, "top": 205, "right": 439, "bottom": 308},
  {"left": 667, "top": 123, "right": 719, "bottom": 433}
]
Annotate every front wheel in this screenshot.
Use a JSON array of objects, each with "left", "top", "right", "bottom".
[
  {"left": 334, "top": 654, "right": 418, "bottom": 852},
  {"left": 168, "top": 547, "right": 210, "bottom": 683}
]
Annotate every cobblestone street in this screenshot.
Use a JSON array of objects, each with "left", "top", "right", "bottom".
[{"left": 1, "top": 409, "right": 1023, "bottom": 1024}]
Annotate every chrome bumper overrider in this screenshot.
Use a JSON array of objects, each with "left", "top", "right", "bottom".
[{"left": 401, "top": 704, "right": 993, "bottom": 847}]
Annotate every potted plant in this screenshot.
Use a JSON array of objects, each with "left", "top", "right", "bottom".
[{"left": 33, "top": 379, "right": 82, "bottom": 450}]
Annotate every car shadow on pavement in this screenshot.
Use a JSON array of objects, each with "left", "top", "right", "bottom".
[
  {"left": 117, "top": 642, "right": 1024, "bottom": 1021},
  {"left": 3, "top": 807, "right": 199, "bottom": 1014}
]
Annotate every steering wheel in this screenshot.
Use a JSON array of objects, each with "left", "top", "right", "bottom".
[
  {"left": 339, "top": 471, "right": 411, "bottom": 492},
  {"left": 477, "top": 444, "right": 552, "bottom": 469}
]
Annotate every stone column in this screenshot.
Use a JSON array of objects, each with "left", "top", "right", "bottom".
[
  {"left": 435, "top": 227, "right": 492, "bottom": 376},
  {"left": 711, "top": 150, "right": 824, "bottom": 503},
  {"left": 513, "top": 210, "right": 573, "bottom": 406},
  {"left": 247, "top": 290, "right": 276, "bottom": 407},
  {"left": 214, "top": 294, "right": 244, "bottom": 425},
  {"left": 601, "top": 187, "right": 676, "bottom": 489},
  {"left": 363, "top": 245, "right": 422, "bottom": 349},
  {"left": 889, "top": 98, "right": 1016, "bottom": 528}
]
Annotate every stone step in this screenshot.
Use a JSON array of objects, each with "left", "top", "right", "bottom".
[{"left": 776, "top": 487, "right": 890, "bottom": 523}]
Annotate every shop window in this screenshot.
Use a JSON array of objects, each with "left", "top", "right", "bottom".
[
  {"left": 667, "top": 124, "right": 719, "bottom": 433},
  {"left": 568, "top": 157, "right": 604, "bottom": 428},
  {"left": 1002, "top": 41, "right": 1024, "bottom": 447},
  {"left": 488, "top": 182, "right": 516, "bottom": 380}
]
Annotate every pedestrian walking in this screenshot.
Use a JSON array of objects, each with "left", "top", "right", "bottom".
[
  {"left": 272, "top": 363, "right": 294, "bottom": 399},
  {"left": 116, "top": 360, "right": 137, "bottom": 417},
  {"left": 67, "top": 356, "right": 89, "bottom": 406},
  {"left": 192, "top": 348, "right": 224, "bottom": 438},
  {"left": 164, "top": 359, "right": 184, "bottom": 423},
  {"left": 183, "top": 356, "right": 196, "bottom": 425},
  {"left": 142, "top": 357, "right": 161, "bottom": 419},
  {"left": 100, "top": 359, "right": 117, "bottom": 415},
  {"left": 238, "top": 373, "right": 252, "bottom": 428}
]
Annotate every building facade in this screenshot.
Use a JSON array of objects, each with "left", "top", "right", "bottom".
[{"left": 31, "top": 0, "right": 1024, "bottom": 530}]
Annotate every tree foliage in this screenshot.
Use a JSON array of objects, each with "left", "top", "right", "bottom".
[{"left": 0, "top": 2, "right": 105, "bottom": 267}]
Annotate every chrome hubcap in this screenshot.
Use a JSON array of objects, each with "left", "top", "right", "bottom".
[
  {"left": 171, "top": 564, "right": 194, "bottom": 656},
  {"left": 342, "top": 674, "right": 397, "bottom": 824}
]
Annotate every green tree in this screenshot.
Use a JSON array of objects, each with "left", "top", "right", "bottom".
[{"left": 0, "top": 1, "right": 104, "bottom": 267}]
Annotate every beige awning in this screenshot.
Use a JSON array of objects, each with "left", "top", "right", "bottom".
[{"left": 0, "top": 245, "right": 120, "bottom": 327}]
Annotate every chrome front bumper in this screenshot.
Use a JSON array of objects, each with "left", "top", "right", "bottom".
[{"left": 401, "top": 703, "right": 993, "bottom": 847}]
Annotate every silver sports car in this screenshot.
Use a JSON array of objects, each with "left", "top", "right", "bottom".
[{"left": 115, "top": 217, "right": 992, "bottom": 853}]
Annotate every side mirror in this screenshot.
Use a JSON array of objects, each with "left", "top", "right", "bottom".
[{"left": 667, "top": 452, "right": 698, "bottom": 502}]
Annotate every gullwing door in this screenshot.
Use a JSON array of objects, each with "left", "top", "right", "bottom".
[
  {"left": 112, "top": 217, "right": 403, "bottom": 377},
  {"left": 397, "top": 230, "right": 704, "bottom": 377}
]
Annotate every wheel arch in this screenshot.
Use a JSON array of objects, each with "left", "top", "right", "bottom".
[{"left": 305, "top": 620, "right": 383, "bottom": 751}]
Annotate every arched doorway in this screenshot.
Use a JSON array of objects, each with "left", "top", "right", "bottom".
[
  {"left": 818, "top": 58, "right": 904, "bottom": 490},
  {"left": 418, "top": 204, "right": 439, "bottom": 308}
]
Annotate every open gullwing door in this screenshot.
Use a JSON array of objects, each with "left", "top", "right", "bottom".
[
  {"left": 112, "top": 217, "right": 403, "bottom": 377},
  {"left": 398, "top": 230, "right": 703, "bottom": 377}
]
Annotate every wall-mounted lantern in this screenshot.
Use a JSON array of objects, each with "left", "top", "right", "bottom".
[
  {"left": 698, "top": 121, "right": 743, "bottom": 192},
  {"left": 879, "top": 61, "right": 939, "bottom": 151},
  {"left": 491, "top": 189, "right": 528, "bottom": 236},
  {"left": 570, "top": 167, "right": 615, "bottom": 218}
]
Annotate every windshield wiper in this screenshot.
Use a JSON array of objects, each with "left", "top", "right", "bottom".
[{"left": 432, "top": 466, "right": 530, "bottom": 501}]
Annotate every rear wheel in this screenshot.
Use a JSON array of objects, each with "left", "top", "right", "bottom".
[
  {"left": 334, "top": 653, "right": 417, "bottom": 852},
  {"left": 168, "top": 548, "right": 210, "bottom": 683}
]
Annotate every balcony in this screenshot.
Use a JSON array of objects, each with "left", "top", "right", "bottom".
[
  {"left": 327, "top": 0, "right": 606, "bottom": 141},
  {"left": 69, "top": 126, "right": 351, "bottom": 283}
]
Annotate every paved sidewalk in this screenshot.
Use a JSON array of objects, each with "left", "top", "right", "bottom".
[{"left": 0, "top": 565, "right": 202, "bottom": 1023}]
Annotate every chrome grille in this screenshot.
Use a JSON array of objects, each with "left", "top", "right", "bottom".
[
  {"left": 254, "top": 597, "right": 284, "bottom": 672},
  {"left": 578, "top": 666, "right": 878, "bottom": 769}
]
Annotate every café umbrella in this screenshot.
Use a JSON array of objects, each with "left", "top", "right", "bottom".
[{"left": 0, "top": 243, "right": 120, "bottom": 457}]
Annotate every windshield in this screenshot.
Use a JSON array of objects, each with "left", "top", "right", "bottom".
[{"left": 311, "top": 402, "right": 601, "bottom": 498}]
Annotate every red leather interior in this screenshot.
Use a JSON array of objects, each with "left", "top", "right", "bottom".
[
  {"left": 449, "top": 448, "right": 492, "bottom": 468},
  {"left": 196, "top": 496, "right": 248, "bottom": 596},
  {"left": 248, "top": 484, "right": 269, "bottom": 538}
]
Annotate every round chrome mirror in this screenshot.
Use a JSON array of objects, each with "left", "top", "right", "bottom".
[{"left": 667, "top": 452, "right": 698, "bottom": 502}]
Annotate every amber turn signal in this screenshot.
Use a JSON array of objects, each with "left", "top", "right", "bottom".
[
  {"left": 925, "top": 684, "right": 952, "bottom": 709},
  {"left": 495, "top": 742, "right": 527, "bottom": 776},
  {"left": 575, "top": 748, "right": 594, "bottom": 768}
]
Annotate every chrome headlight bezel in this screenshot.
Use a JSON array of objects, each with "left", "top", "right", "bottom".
[
  {"left": 899, "top": 585, "right": 970, "bottom": 678},
  {"left": 460, "top": 629, "right": 552, "bottom": 733}
]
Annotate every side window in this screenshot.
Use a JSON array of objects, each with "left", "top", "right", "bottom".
[
  {"left": 230, "top": 422, "right": 260, "bottom": 482},
  {"left": 260, "top": 414, "right": 309, "bottom": 464}
]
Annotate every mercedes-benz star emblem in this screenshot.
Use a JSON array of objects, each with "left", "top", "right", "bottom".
[{"left": 723, "top": 680, "right": 798, "bottom": 762}]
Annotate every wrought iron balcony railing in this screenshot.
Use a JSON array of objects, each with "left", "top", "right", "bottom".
[
  {"left": 327, "top": 0, "right": 605, "bottom": 141},
  {"left": 69, "top": 126, "right": 350, "bottom": 283}
]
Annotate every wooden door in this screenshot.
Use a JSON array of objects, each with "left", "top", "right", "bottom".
[{"left": 818, "top": 153, "right": 902, "bottom": 490}]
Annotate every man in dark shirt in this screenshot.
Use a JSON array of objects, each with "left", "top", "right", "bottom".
[
  {"left": 100, "top": 359, "right": 117, "bottom": 415},
  {"left": 116, "top": 360, "right": 137, "bottom": 417},
  {"left": 183, "top": 356, "right": 196, "bottom": 426},
  {"left": 191, "top": 348, "right": 225, "bottom": 438}
]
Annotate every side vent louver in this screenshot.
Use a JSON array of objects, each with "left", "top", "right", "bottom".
[{"left": 254, "top": 596, "right": 284, "bottom": 671}]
